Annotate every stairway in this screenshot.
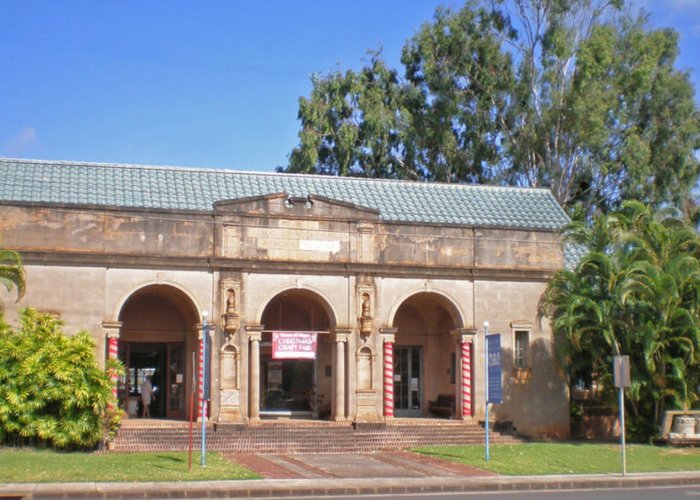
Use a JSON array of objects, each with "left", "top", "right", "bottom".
[{"left": 112, "top": 418, "right": 521, "bottom": 453}]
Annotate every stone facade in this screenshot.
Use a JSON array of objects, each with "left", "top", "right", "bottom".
[{"left": 0, "top": 161, "right": 570, "bottom": 438}]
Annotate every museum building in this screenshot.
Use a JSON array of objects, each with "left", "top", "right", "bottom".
[{"left": 0, "top": 158, "right": 571, "bottom": 438}]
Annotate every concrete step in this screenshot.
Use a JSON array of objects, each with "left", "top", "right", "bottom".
[{"left": 112, "top": 418, "right": 521, "bottom": 453}]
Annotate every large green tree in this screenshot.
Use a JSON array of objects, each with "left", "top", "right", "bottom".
[
  {"left": 288, "top": 55, "right": 417, "bottom": 179},
  {"left": 285, "top": 0, "right": 700, "bottom": 217},
  {"left": 540, "top": 202, "right": 700, "bottom": 440}
]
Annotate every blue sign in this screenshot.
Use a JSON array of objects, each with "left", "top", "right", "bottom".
[
  {"left": 487, "top": 334, "right": 502, "bottom": 404},
  {"left": 203, "top": 323, "right": 211, "bottom": 400}
]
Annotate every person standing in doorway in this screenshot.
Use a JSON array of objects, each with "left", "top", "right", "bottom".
[{"left": 141, "top": 376, "right": 155, "bottom": 418}]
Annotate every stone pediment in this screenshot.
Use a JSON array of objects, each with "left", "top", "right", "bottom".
[{"left": 213, "top": 192, "right": 380, "bottom": 221}]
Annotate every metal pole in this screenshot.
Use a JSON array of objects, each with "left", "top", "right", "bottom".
[
  {"left": 484, "top": 321, "right": 490, "bottom": 462},
  {"left": 188, "top": 351, "right": 195, "bottom": 471},
  {"left": 201, "top": 314, "right": 208, "bottom": 467},
  {"left": 619, "top": 386, "right": 626, "bottom": 476}
]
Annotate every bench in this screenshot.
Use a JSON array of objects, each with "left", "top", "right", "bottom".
[{"left": 429, "top": 394, "right": 455, "bottom": 418}]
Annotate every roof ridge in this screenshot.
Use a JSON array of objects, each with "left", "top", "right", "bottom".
[{"left": 0, "top": 157, "right": 555, "bottom": 194}]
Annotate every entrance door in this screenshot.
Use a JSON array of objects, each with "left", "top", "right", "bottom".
[
  {"left": 119, "top": 341, "right": 185, "bottom": 419},
  {"left": 394, "top": 346, "right": 422, "bottom": 417},
  {"left": 166, "top": 343, "right": 185, "bottom": 419},
  {"left": 260, "top": 357, "right": 315, "bottom": 415}
]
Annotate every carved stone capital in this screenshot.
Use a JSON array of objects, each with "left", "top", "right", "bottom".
[
  {"left": 196, "top": 322, "right": 217, "bottom": 340},
  {"left": 379, "top": 327, "right": 397, "bottom": 344},
  {"left": 102, "top": 321, "right": 122, "bottom": 339},
  {"left": 332, "top": 327, "right": 352, "bottom": 343},
  {"left": 246, "top": 324, "right": 263, "bottom": 343},
  {"left": 451, "top": 328, "right": 477, "bottom": 344}
]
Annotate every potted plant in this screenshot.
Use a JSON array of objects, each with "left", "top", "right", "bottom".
[{"left": 104, "top": 407, "right": 124, "bottom": 451}]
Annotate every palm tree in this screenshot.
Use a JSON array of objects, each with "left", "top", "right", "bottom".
[
  {"left": 541, "top": 201, "right": 700, "bottom": 440},
  {"left": 0, "top": 247, "right": 25, "bottom": 310},
  {"left": 620, "top": 203, "right": 700, "bottom": 427},
  {"left": 541, "top": 209, "right": 628, "bottom": 382}
]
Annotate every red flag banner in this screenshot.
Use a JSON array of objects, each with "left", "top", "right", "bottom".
[{"left": 272, "top": 332, "right": 318, "bottom": 359}]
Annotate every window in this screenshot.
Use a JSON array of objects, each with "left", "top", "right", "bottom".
[{"left": 514, "top": 330, "right": 529, "bottom": 369}]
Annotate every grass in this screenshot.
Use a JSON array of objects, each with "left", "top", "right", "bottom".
[
  {"left": 0, "top": 449, "right": 259, "bottom": 483},
  {"left": 414, "top": 442, "right": 700, "bottom": 475},
  {"left": 3, "top": 443, "right": 698, "bottom": 483}
]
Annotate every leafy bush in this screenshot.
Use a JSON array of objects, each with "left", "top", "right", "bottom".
[{"left": 0, "top": 308, "right": 119, "bottom": 449}]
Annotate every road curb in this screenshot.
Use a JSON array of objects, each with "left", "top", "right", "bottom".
[{"left": 2, "top": 472, "right": 700, "bottom": 498}]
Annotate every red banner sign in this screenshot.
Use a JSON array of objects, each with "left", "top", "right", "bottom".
[{"left": 272, "top": 332, "right": 318, "bottom": 359}]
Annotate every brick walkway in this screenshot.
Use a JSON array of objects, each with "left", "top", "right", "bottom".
[{"left": 227, "top": 451, "right": 496, "bottom": 479}]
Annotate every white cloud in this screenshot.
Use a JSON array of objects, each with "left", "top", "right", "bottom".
[{"left": 4, "top": 127, "right": 39, "bottom": 156}]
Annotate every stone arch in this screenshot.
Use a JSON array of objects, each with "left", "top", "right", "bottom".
[
  {"left": 256, "top": 287, "right": 338, "bottom": 418},
  {"left": 388, "top": 291, "right": 464, "bottom": 418},
  {"left": 111, "top": 279, "right": 204, "bottom": 324},
  {"left": 116, "top": 283, "right": 201, "bottom": 420},
  {"left": 387, "top": 288, "right": 464, "bottom": 329},
  {"left": 254, "top": 283, "right": 339, "bottom": 328}
]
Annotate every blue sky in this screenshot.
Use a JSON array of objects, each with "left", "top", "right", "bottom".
[{"left": 1, "top": 1, "right": 698, "bottom": 173}]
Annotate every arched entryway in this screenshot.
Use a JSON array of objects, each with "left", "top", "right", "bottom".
[
  {"left": 391, "top": 292, "right": 462, "bottom": 417},
  {"left": 117, "top": 285, "right": 199, "bottom": 420},
  {"left": 258, "top": 289, "right": 335, "bottom": 419}
]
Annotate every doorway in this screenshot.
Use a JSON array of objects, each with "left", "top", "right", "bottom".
[
  {"left": 117, "top": 284, "right": 199, "bottom": 421},
  {"left": 119, "top": 342, "right": 186, "bottom": 419},
  {"left": 259, "top": 289, "right": 333, "bottom": 418},
  {"left": 260, "top": 358, "right": 314, "bottom": 412},
  {"left": 394, "top": 346, "right": 422, "bottom": 417},
  {"left": 392, "top": 292, "right": 462, "bottom": 417}
]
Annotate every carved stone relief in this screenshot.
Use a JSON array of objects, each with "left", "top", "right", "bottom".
[{"left": 356, "top": 278, "right": 375, "bottom": 342}]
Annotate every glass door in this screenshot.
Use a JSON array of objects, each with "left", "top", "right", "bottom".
[
  {"left": 394, "top": 346, "right": 422, "bottom": 417},
  {"left": 166, "top": 343, "right": 185, "bottom": 419}
]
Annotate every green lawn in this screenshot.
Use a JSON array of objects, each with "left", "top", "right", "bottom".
[
  {"left": 415, "top": 443, "right": 700, "bottom": 475},
  {"left": 0, "top": 449, "right": 259, "bottom": 483}
]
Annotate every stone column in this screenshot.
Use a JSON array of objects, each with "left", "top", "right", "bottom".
[
  {"left": 332, "top": 328, "right": 351, "bottom": 421},
  {"left": 380, "top": 328, "right": 397, "bottom": 419},
  {"left": 103, "top": 321, "right": 122, "bottom": 409},
  {"left": 247, "top": 325, "right": 263, "bottom": 421},
  {"left": 452, "top": 328, "right": 477, "bottom": 419}
]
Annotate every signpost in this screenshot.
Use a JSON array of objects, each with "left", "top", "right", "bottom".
[
  {"left": 483, "top": 322, "right": 502, "bottom": 462},
  {"left": 613, "top": 355, "right": 630, "bottom": 476}
]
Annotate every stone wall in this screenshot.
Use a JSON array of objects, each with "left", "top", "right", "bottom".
[{"left": 0, "top": 199, "right": 569, "bottom": 437}]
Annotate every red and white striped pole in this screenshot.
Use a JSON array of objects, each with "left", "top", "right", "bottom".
[
  {"left": 383, "top": 339, "right": 394, "bottom": 418},
  {"left": 461, "top": 340, "right": 472, "bottom": 418},
  {"left": 108, "top": 334, "right": 119, "bottom": 407}
]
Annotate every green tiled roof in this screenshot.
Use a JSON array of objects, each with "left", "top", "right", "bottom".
[{"left": 0, "top": 158, "right": 569, "bottom": 230}]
